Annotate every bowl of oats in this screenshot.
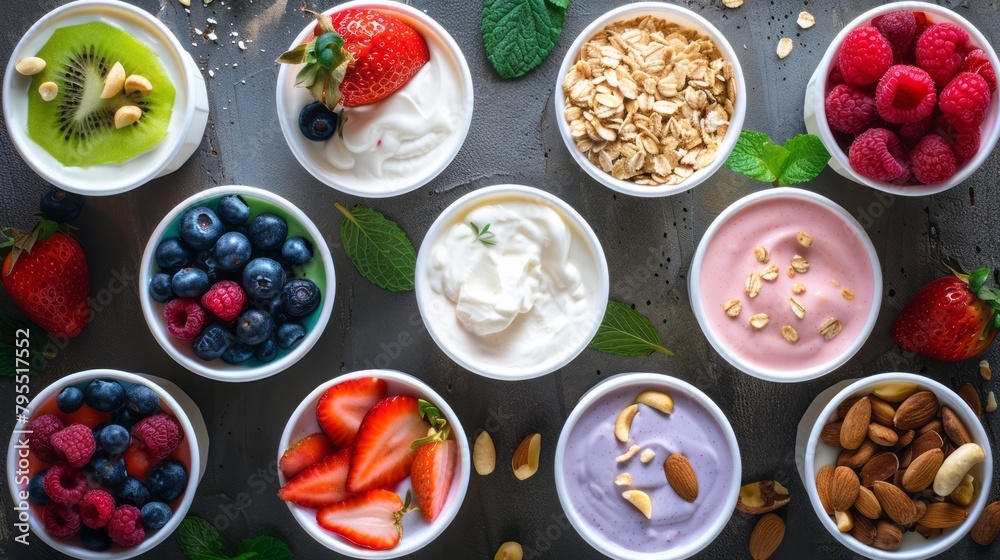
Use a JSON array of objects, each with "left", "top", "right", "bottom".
[{"left": 555, "top": 2, "right": 746, "bottom": 197}]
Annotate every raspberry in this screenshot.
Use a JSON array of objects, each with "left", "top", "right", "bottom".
[
  {"left": 897, "top": 114, "right": 935, "bottom": 145},
  {"left": 26, "top": 414, "right": 64, "bottom": 463},
  {"left": 875, "top": 65, "right": 937, "bottom": 124},
  {"left": 962, "top": 48, "right": 997, "bottom": 91},
  {"left": 839, "top": 26, "right": 894, "bottom": 86},
  {"left": 164, "top": 298, "right": 206, "bottom": 340},
  {"left": 910, "top": 134, "right": 957, "bottom": 184},
  {"left": 848, "top": 128, "right": 907, "bottom": 182},
  {"left": 953, "top": 127, "right": 981, "bottom": 163},
  {"left": 825, "top": 84, "right": 877, "bottom": 134},
  {"left": 49, "top": 424, "right": 97, "bottom": 468},
  {"left": 201, "top": 280, "right": 247, "bottom": 322},
  {"left": 828, "top": 65, "right": 845, "bottom": 86},
  {"left": 131, "top": 413, "right": 182, "bottom": 462},
  {"left": 43, "top": 503, "right": 81, "bottom": 539},
  {"left": 873, "top": 10, "right": 916, "bottom": 57},
  {"left": 43, "top": 462, "right": 88, "bottom": 506},
  {"left": 939, "top": 72, "right": 991, "bottom": 132},
  {"left": 107, "top": 505, "right": 146, "bottom": 547},
  {"left": 915, "top": 22, "right": 969, "bottom": 87},
  {"left": 79, "top": 489, "right": 116, "bottom": 529}
]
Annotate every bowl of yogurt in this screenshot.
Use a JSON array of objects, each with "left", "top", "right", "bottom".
[
  {"left": 275, "top": 0, "right": 474, "bottom": 198},
  {"left": 554, "top": 372, "right": 741, "bottom": 559},
  {"left": 689, "top": 188, "right": 882, "bottom": 383},
  {"left": 415, "top": 184, "right": 609, "bottom": 380}
]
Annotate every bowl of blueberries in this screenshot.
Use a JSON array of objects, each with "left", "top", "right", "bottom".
[{"left": 139, "top": 185, "right": 336, "bottom": 382}]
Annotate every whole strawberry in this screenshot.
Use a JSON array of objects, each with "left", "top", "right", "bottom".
[{"left": 892, "top": 262, "right": 1000, "bottom": 361}]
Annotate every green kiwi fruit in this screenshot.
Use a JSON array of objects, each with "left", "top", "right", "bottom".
[{"left": 27, "top": 21, "right": 176, "bottom": 167}]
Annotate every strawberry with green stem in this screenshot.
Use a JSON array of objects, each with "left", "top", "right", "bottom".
[{"left": 409, "top": 400, "right": 457, "bottom": 522}]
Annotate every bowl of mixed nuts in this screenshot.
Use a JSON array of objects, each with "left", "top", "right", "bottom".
[
  {"left": 554, "top": 2, "right": 746, "bottom": 197},
  {"left": 804, "top": 373, "right": 993, "bottom": 558}
]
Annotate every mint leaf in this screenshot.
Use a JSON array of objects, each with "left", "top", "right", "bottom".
[
  {"left": 335, "top": 203, "right": 416, "bottom": 292},
  {"left": 482, "top": 0, "right": 567, "bottom": 79},
  {"left": 724, "top": 130, "right": 831, "bottom": 186},
  {"left": 779, "top": 134, "right": 831, "bottom": 186},
  {"left": 177, "top": 517, "right": 228, "bottom": 560},
  {"left": 237, "top": 536, "right": 292, "bottom": 560},
  {"left": 589, "top": 301, "right": 674, "bottom": 357},
  {"left": 969, "top": 268, "right": 990, "bottom": 294},
  {"left": 723, "top": 130, "right": 781, "bottom": 183}
]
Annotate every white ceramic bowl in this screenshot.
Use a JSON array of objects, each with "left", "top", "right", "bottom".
[
  {"left": 415, "top": 184, "right": 609, "bottom": 380},
  {"left": 6, "top": 369, "right": 209, "bottom": 560},
  {"left": 689, "top": 187, "right": 882, "bottom": 383},
  {"left": 803, "top": 372, "right": 993, "bottom": 559},
  {"left": 804, "top": 1, "right": 1000, "bottom": 196},
  {"left": 139, "top": 186, "right": 336, "bottom": 382},
  {"left": 275, "top": 0, "right": 474, "bottom": 198},
  {"left": 554, "top": 372, "right": 741, "bottom": 560},
  {"left": 277, "top": 369, "right": 470, "bottom": 559},
  {"left": 2, "top": 0, "right": 209, "bottom": 196},
  {"left": 554, "top": 2, "right": 746, "bottom": 198}
]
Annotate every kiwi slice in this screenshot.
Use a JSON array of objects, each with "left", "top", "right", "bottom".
[{"left": 27, "top": 21, "right": 176, "bottom": 167}]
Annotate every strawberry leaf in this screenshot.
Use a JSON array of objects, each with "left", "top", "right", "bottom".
[
  {"left": 589, "top": 301, "right": 674, "bottom": 357},
  {"left": 275, "top": 43, "right": 307, "bottom": 64},
  {"left": 276, "top": 21, "right": 351, "bottom": 109},
  {"left": 995, "top": 313, "right": 1000, "bottom": 329},
  {"left": 969, "top": 267, "right": 990, "bottom": 293},
  {"left": 335, "top": 203, "right": 416, "bottom": 292}
]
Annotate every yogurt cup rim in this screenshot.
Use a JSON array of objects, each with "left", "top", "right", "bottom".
[
  {"left": 553, "top": 372, "right": 741, "bottom": 560},
  {"left": 414, "top": 184, "right": 610, "bottom": 380},
  {"left": 803, "top": 372, "right": 993, "bottom": 559},
  {"left": 1, "top": 0, "right": 199, "bottom": 196},
  {"left": 553, "top": 1, "right": 747, "bottom": 198},
  {"left": 689, "top": 187, "right": 883, "bottom": 383},
  {"left": 5, "top": 369, "right": 201, "bottom": 560},
  {"left": 276, "top": 369, "right": 471, "bottom": 559},
  {"left": 138, "top": 185, "right": 336, "bottom": 383},
  {"left": 274, "top": 0, "right": 475, "bottom": 198}
]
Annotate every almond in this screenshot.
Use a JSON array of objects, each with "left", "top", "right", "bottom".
[
  {"left": 634, "top": 390, "right": 674, "bottom": 414},
  {"left": 893, "top": 429, "right": 916, "bottom": 451},
  {"left": 621, "top": 489, "right": 652, "bottom": 519},
  {"left": 873, "top": 481, "right": 919, "bottom": 525},
  {"left": 837, "top": 396, "right": 861, "bottom": 419},
  {"left": 873, "top": 520, "right": 902, "bottom": 551},
  {"left": 918, "top": 502, "right": 968, "bottom": 528},
  {"left": 905, "top": 430, "right": 944, "bottom": 468},
  {"left": 835, "top": 509, "right": 853, "bottom": 532},
  {"left": 959, "top": 383, "right": 982, "bottom": 419},
  {"left": 868, "top": 423, "right": 898, "bottom": 447},
  {"left": 915, "top": 523, "right": 941, "bottom": 539},
  {"left": 815, "top": 466, "right": 836, "bottom": 515},
  {"left": 854, "top": 486, "right": 882, "bottom": 519},
  {"left": 736, "top": 480, "right": 790, "bottom": 514},
  {"left": 940, "top": 406, "right": 971, "bottom": 447},
  {"left": 615, "top": 404, "right": 638, "bottom": 442},
  {"left": 830, "top": 466, "right": 860, "bottom": 512},
  {"left": 894, "top": 391, "right": 939, "bottom": 430},
  {"left": 474, "top": 431, "right": 496, "bottom": 475},
  {"left": 918, "top": 418, "right": 943, "bottom": 435},
  {"left": 902, "top": 448, "right": 944, "bottom": 493},
  {"left": 860, "top": 452, "right": 899, "bottom": 487},
  {"left": 495, "top": 542, "right": 523, "bottom": 560},
  {"left": 850, "top": 513, "right": 877, "bottom": 545},
  {"left": 869, "top": 397, "right": 896, "bottom": 427},
  {"left": 664, "top": 453, "right": 698, "bottom": 502},
  {"left": 837, "top": 440, "right": 877, "bottom": 469},
  {"left": 840, "top": 397, "right": 871, "bottom": 450},
  {"left": 749, "top": 513, "right": 785, "bottom": 560},
  {"left": 511, "top": 433, "right": 541, "bottom": 481},
  {"left": 872, "top": 381, "right": 919, "bottom": 403},
  {"left": 971, "top": 501, "right": 1000, "bottom": 545},
  {"left": 820, "top": 422, "right": 843, "bottom": 447}
]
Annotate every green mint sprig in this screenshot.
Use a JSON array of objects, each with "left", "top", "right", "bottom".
[
  {"left": 470, "top": 222, "right": 496, "bottom": 246},
  {"left": 589, "top": 301, "right": 674, "bottom": 357},
  {"left": 482, "top": 0, "right": 571, "bottom": 79},
  {"left": 334, "top": 203, "right": 417, "bottom": 292},
  {"left": 177, "top": 516, "right": 291, "bottom": 560},
  {"left": 724, "top": 130, "right": 831, "bottom": 187}
]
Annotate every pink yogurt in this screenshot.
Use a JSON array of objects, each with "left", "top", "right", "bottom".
[{"left": 698, "top": 194, "right": 876, "bottom": 374}]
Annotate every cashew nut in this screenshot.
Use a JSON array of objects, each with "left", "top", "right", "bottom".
[{"left": 933, "top": 443, "right": 985, "bottom": 496}]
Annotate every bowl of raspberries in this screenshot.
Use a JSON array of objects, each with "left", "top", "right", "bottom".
[
  {"left": 805, "top": 2, "right": 1000, "bottom": 195},
  {"left": 140, "top": 185, "right": 336, "bottom": 382},
  {"left": 6, "top": 370, "right": 208, "bottom": 558}
]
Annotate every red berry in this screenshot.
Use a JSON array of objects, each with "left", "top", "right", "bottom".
[
  {"left": 910, "top": 134, "right": 957, "bottom": 185},
  {"left": 26, "top": 414, "right": 64, "bottom": 463},
  {"left": 875, "top": 65, "right": 937, "bottom": 124},
  {"left": 825, "top": 84, "right": 877, "bottom": 134},
  {"left": 939, "top": 72, "right": 991, "bottom": 132},
  {"left": 79, "top": 489, "right": 116, "bottom": 529},
  {"left": 897, "top": 113, "right": 936, "bottom": 145},
  {"left": 828, "top": 65, "right": 845, "bottom": 86},
  {"left": 873, "top": 10, "right": 916, "bottom": 58},
  {"left": 839, "top": 26, "right": 894, "bottom": 86},
  {"left": 849, "top": 128, "right": 908, "bottom": 182},
  {"left": 200, "top": 280, "right": 247, "bottom": 322},
  {"left": 49, "top": 424, "right": 96, "bottom": 468},
  {"left": 131, "top": 413, "right": 183, "bottom": 462},
  {"left": 107, "top": 505, "right": 145, "bottom": 547},
  {"left": 952, "top": 127, "right": 981, "bottom": 163},
  {"left": 962, "top": 48, "right": 997, "bottom": 91},
  {"left": 43, "top": 503, "right": 82, "bottom": 539},
  {"left": 915, "top": 22, "right": 969, "bottom": 87},
  {"left": 164, "top": 298, "right": 206, "bottom": 341},
  {"left": 43, "top": 462, "right": 88, "bottom": 506}
]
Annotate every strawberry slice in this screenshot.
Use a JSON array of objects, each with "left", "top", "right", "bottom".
[
  {"left": 316, "top": 489, "right": 415, "bottom": 551},
  {"left": 123, "top": 442, "right": 155, "bottom": 480},
  {"left": 316, "top": 377, "right": 388, "bottom": 447},
  {"left": 278, "top": 447, "right": 353, "bottom": 509},
  {"left": 410, "top": 400, "right": 457, "bottom": 522},
  {"left": 346, "top": 396, "right": 427, "bottom": 494},
  {"left": 279, "top": 432, "right": 336, "bottom": 480}
]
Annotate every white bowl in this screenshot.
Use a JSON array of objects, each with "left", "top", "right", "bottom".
[
  {"left": 6, "top": 369, "right": 209, "bottom": 560},
  {"left": 689, "top": 187, "right": 882, "bottom": 383},
  {"left": 414, "top": 184, "right": 609, "bottom": 380},
  {"left": 554, "top": 372, "right": 741, "bottom": 560},
  {"left": 139, "top": 186, "right": 336, "bottom": 382},
  {"left": 2, "top": 0, "right": 209, "bottom": 196},
  {"left": 277, "top": 369, "right": 470, "bottom": 559},
  {"left": 275, "top": 0, "right": 474, "bottom": 198},
  {"left": 554, "top": 1, "right": 747, "bottom": 198},
  {"left": 803, "top": 372, "right": 993, "bottom": 559},
  {"left": 803, "top": 1, "right": 1000, "bottom": 196}
]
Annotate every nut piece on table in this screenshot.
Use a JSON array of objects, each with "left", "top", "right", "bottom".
[
  {"left": 622, "top": 489, "right": 653, "bottom": 519},
  {"left": 971, "top": 501, "right": 1000, "bottom": 545},
  {"left": 736, "top": 480, "right": 790, "bottom": 514},
  {"left": 474, "top": 431, "right": 496, "bottom": 475},
  {"left": 722, "top": 0, "right": 744, "bottom": 8},
  {"left": 495, "top": 541, "right": 523, "bottom": 560},
  {"left": 749, "top": 513, "right": 785, "bottom": 560},
  {"left": 512, "top": 433, "right": 541, "bottom": 481},
  {"left": 776, "top": 38, "right": 793, "bottom": 59},
  {"left": 797, "top": 11, "right": 816, "bottom": 29},
  {"left": 987, "top": 390, "right": 998, "bottom": 413},
  {"left": 980, "top": 359, "right": 991, "bottom": 381},
  {"left": 958, "top": 383, "right": 982, "bottom": 419}
]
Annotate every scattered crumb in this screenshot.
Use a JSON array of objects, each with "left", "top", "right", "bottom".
[
  {"left": 797, "top": 11, "right": 815, "bottom": 29},
  {"left": 208, "top": 69, "right": 215, "bottom": 78},
  {"left": 238, "top": 40, "right": 247, "bottom": 50},
  {"left": 777, "top": 38, "right": 793, "bottom": 59},
  {"left": 722, "top": 0, "right": 743, "bottom": 7},
  {"left": 207, "top": 32, "right": 218, "bottom": 41}
]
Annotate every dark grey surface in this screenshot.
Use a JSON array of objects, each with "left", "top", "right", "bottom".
[{"left": 1, "top": 0, "right": 999, "bottom": 558}]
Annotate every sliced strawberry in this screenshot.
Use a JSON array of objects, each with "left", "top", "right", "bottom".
[
  {"left": 346, "top": 396, "right": 427, "bottom": 494},
  {"left": 123, "top": 442, "right": 155, "bottom": 480},
  {"left": 411, "top": 439, "right": 456, "bottom": 522},
  {"left": 278, "top": 447, "right": 353, "bottom": 508},
  {"left": 279, "top": 432, "right": 336, "bottom": 480},
  {"left": 316, "top": 489, "right": 413, "bottom": 551},
  {"left": 316, "top": 377, "right": 388, "bottom": 447}
]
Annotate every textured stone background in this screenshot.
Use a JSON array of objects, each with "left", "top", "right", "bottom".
[{"left": 1, "top": 0, "right": 999, "bottom": 558}]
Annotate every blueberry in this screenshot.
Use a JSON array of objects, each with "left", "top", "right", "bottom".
[
  {"left": 112, "top": 406, "right": 142, "bottom": 430},
  {"left": 298, "top": 101, "right": 339, "bottom": 141},
  {"left": 212, "top": 232, "right": 252, "bottom": 271},
  {"left": 120, "top": 477, "right": 150, "bottom": 507},
  {"left": 39, "top": 187, "right": 84, "bottom": 223},
  {"left": 221, "top": 342, "right": 256, "bottom": 364},
  {"left": 217, "top": 195, "right": 251, "bottom": 227},
  {"left": 248, "top": 213, "right": 288, "bottom": 252},
  {"left": 80, "top": 526, "right": 112, "bottom": 551},
  {"left": 147, "top": 459, "right": 188, "bottom": 502},
  {"left": 98, "top": 424, "right": 131, "bottom": 454},
  {"left": 242, "top": 258, "right": 286, "bottom": 300},
  {"left": 276, "top": 322, "right": 307, "bottom": 349},
  {"left": 28, "top": 471, "right": 49, "bottom": 505},
  {"left": 150, "top": 273, "right": 175, "bottom": 303},
  {"left": 126, "top": 385, "right": 160, "bottom": 417},
  {"left": 193, "top": 324, "right": 234, "bottom": 361},
  {"left": 155, "top": 237, "right": 192, "bottom": 272},
  {"left": 256, "top": 338, "right": 278, "bottom": 363},
  {"left": 141, "top": 501, "right": 173, "bottom": 529},
  {"left": 84, "top": 379, "right": 125, "bottom": 411},
  {"left": 281, "top": 279, "right": 321, "bottom": 318},
  {"left": 280, "top": 236, "right": 313, "bottom": 265},
  {"left": 193, "top": 250, "right": 219, "bottom": 282},
  {"left": 235, "top": 309, "right": 275, "bottom": 345},
  {"left": 171, "top": 267, "right": 210, "bottom": 298},
  {"left": 82, "top": 451, "right": 108, "bottom": 485},
  {"left": 179, "top": 206, "right": 225, "bottom": 250},
  {"left": 93, "top": 456, "right": 127, "bottom": 488},
  {"left": 56, "top": 386, "right": 85, "bottom": 413}
]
